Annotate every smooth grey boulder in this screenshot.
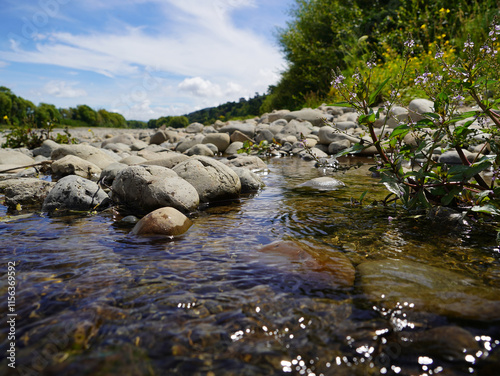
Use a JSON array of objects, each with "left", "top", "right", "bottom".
[
  {"left": 185, "top": 122, "right": 204, "bottom": 133},
  {"left": 267, "top": 109, "right": 291, "bottom": 123},
  {"left": 42, "top": 175, "right": 110, "bottom": 212},
  {"left": 438, "top": 150, "right": 472, "bottom": 164},
  {"left": 269, "top": 119, "right": 288, "bottom": 134},
  {"left": 275, "top": 119, "right": 314, "bottom": 143},
  {"left": 33, "top": 139, "right": 60, "bottom": 158},
  {"left": 100, "top": 162, "right": 128, "bottom": 185},
  {"left": 358, "top": 258, "right": 500, "bottom": 321},
  {"left": 283, "top": 108, "right": 331, "bottom": 126},
  {"left": 118, "top": 155, "right": 148, "bottom": 165},
  {"left": 142, "top": 153, "right": 189, "bottom": 169},
  {"left": 328, "top": 140, "right": 351, "bottom": 154},
  {"left": 175, "top": 134, "right": 205, "bottom": 153},
  {"left": 230, "top": 130, "right": 252, "bottom": 143},
  {"left": 101, "top": 134, "right": 137, "bottom": 148},
  {"left": 318, "top": 126, "right": 360, "bottom": 145},
  {"left": 202, "top": 133, "right": 230, "bottom": 152},
  {"left": 230, "top": 166, "right": 265, "bottom": 193},
  {"left": 103, "top": 143, "right": 131, "bottom": 153},
  {"left": 1, "top": 178, "right": 54, "bottom": 210},
  {"left": 51, "top": 155, "right": 102, "bottom": 181},
  {"left": 0, "top": 149, "right": 35, "bottom": 166},
  {"left": 298, "top": 177, "right": 345, "bottom": 190},
  {"left": 149, "top": 130, "right": 169, "bottom": 145},
  {"left": 224, "top": 142, "right": 244, "bottom": 155},
  {"left": 131, "top": 139, "right": 149, "bottom": 151},
  {"left": 409, "top": 98, "right": 434, "bottom": 122},
  {"left": 173, "top": 156, "right": 241, "bottom": 203},
  {"left": 224, "top": 155, "right": 268, "bottom": 171},
  {"left": 51, "top": 144, "right": 116, "bottom": 169},
  {"left": 111, "top": 165, "right": 199, "bottom": 214},
  {"left": 335, "top": 121, "right": 357, "bottom": 130},
  {"left": 374, "top": 106, "right": 409, "bottom": 129},
  {"left": 185, "top": 144, "right": 215, "bottom": 157},
  {"left": 299, "top": 147, "right": 328, "bottom": 161},
  {"left": 218, "top": 122, "right": 256, "bottom": 138},
  {"left": 255, "top": 129, "right": 275, "bottom": 144}
]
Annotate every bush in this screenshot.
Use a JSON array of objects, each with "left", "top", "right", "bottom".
[{"left": 328, "top": 19, "right": 500, "bottom": 216}]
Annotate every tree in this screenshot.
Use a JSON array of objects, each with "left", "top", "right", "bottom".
[
  {"left": 76, "top": 104, "right": 98, "bottom": 126},
  {"left": 35, "top": 103, "right": 61, "bottom": 128},
  {"left": 269, "top": 0, "right": 362, "bottom": 110},
  {"left": 168, "top": 116, "right": 189, "bottom": 129}
]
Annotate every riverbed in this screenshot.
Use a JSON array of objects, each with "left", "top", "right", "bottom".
[{"left": 1, "top": 156, "right": 499, "bottom": 375}]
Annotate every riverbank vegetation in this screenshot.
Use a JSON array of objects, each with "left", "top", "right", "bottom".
[{"left": 263, "top": 0, "right": 499, "bottom": 111}]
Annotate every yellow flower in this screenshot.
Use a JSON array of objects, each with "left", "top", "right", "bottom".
[
  {"left": 421, "top": 24, "right": 426, "bottom": 30},
  {"left": 3, "top": 115, "right": 8, "bottom": 120}
]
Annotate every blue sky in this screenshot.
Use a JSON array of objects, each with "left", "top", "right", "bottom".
[{"left": 0, "top": 0, "right": 292, "bottom": 121}]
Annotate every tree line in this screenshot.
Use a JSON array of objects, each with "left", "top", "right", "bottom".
[{"left": 0, "top": 86, "right": 127, "bottom": 129}]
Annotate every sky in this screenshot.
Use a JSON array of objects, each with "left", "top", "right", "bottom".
[{"left": 0, "top": 0, "right": 293, "bottom": 121}]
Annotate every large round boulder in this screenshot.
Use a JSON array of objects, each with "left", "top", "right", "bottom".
[
  {"left": 111, "top": 165, "right": 199, "bottom": 214},
  {"left": 51, "top": 144, "right": 117, "bottom": 169},
  {"left": 202, "top": 133, "right": 231, "bottom": 152},
  {"left": 51, "top": 155, "right": 102, "bottom": 181},
  {"left": 173, "top": 156, "right": 241, "bottom": 203},
  {"left": 131, "top": 207, "right": 193, "bottom": 236},
  {"left": 42, "top": 175, "right": 110, "bottom": 212}
]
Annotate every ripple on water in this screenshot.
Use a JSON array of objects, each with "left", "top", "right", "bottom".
[{"left": 1, "top": 157, "right": 499, "bottom": 375}]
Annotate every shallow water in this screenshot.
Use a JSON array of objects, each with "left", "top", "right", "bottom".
[{"left": 1, "top": 156, "right": 500, "bottom": 375}]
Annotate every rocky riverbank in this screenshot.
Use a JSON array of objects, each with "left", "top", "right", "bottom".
[{"left": 0, "top": 98, "right": 490, "bottom": 232}]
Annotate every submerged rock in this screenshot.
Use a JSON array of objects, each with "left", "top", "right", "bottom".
[
  {"left": 256, "top": 240, "right": 355, "bottom": 289},
  {"left": 42, "top": 175, "right": 110, "bottom": 212},
  {"left": 131, "top": 207, "right": 193, "bottom": 236},
  {"left": 298, "top": 177, "right": 345, "bottom": 190},
  {"left": 229, "top": 166, "right": 265, "bottom": 193},
  {"left": 357, "top": 258, "right": 500, "bottom": 321}
]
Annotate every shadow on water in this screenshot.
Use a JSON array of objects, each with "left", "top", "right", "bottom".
[{"left": 1, "top": 156, "right": 500, "bottom": 375}]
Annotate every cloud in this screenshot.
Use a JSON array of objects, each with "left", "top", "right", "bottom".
[
  {"left": 178, "top": 77, "right": 222, "bottom": 97},
  {"left": 0, "top": 61, "right": 8, "bottom": 68},
  {"left": 43, "top": 80, "right": 87, "bottom": 98}
]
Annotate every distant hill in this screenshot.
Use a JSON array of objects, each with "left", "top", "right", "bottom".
[{"left": 184, "top": 93, "right": 266, "bottom": 124}]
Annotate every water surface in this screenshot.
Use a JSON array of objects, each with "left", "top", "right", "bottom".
[{"left": 1, "top": 156, "right": 499, "bottom": 375}]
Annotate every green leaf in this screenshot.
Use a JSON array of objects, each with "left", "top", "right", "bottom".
[
  {"left": 368, "top": 77, "right": 391, "bottom": 106},
  {"left": 389, "top": 124, "right": 409, "bottom": 138},
  {"left": 471, "top": 204, "right": 500, "bottom": 217},
  {"left": 358, "top": 113, "right": 376, "bottom": 125},
  {"left": 383, "top": 181, "right": 405, "bottom": 198},
  {"left": 332, "top": 142, "right": 365, "bottom": 158},
  {"left": 441, "top": 186, "right": 463, "bottom": 206}
]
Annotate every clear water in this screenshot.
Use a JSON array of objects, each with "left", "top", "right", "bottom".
[{"left": 1, "top": 156, "right": 499, "bottom": 375}]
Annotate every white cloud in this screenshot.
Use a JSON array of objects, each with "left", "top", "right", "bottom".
[
  {"left": 0, "top": 61, "right": 8, "bottom": 68},
  {"left": 43, "top": 80, "right": 87, "bottom": 98},
  {"left": 0, "top": 0, "right": 288, "bottom": 119},
  {"left": 178, "top": 77, "right": 222, "bottom": 97}
]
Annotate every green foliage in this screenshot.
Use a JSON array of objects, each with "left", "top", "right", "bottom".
[
  {"left": 184, "top": 93, "right": 266, "bottom": 125},
  {"left": 329, "top": 20, "right": 500, "bottom": 216},
  {"left": 269, "top": 0, "right": 500, "bottom": 112}
]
